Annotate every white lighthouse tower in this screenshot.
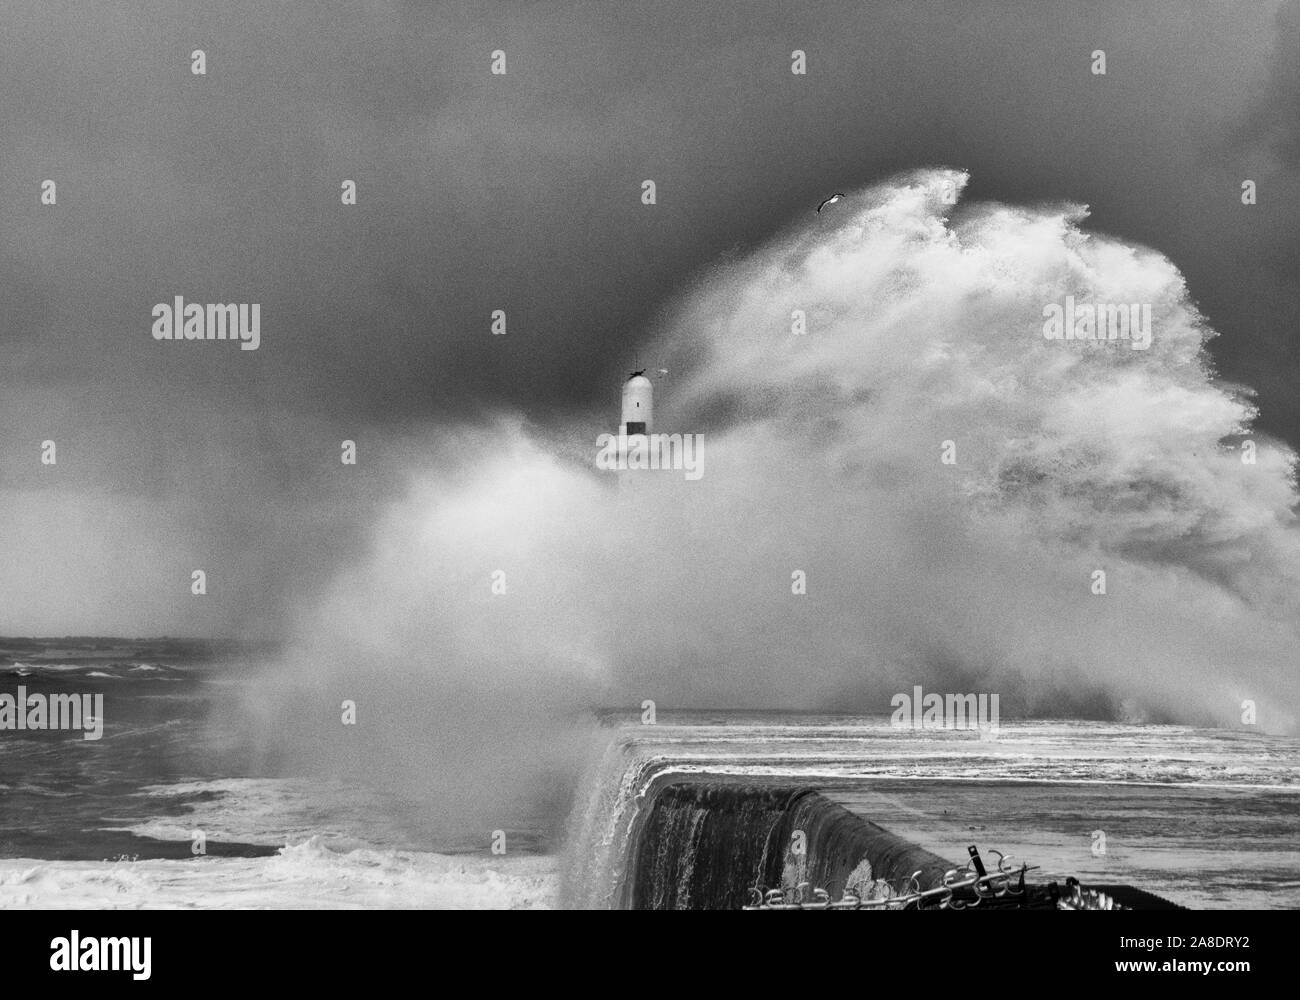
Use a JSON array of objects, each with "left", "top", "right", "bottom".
[
  {"left": 620, "top": 370, "right": 653, "bottom": 440},
  {"left": 614, "top": 371, "right": 654, "bottom": 488},
  {"left": 602, "top": 367, "right": 696, "bottom": 482}
]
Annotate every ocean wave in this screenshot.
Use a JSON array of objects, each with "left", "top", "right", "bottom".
[
  {"left": 0, "top": 840, "right": 557, "bottom": 909},
  {"left": 123, "top": 777, "right": 436, "bottom": 850},
  {"left": 2, "top": 661, "right": 180, "bottom": 680},
  {"left": 6, "top": 663, "right": 93, "bottom": 674}
]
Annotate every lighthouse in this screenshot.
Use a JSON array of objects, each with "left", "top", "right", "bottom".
[
  {"left": 596, "top": 369, "right": 699, "bottom": 479},
  {"left": 620, "top": 371, "right": 653, "bottom": 439}
]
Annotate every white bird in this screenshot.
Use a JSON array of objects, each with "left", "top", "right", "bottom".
[{"left": 817, "top": 192, "right": 845, "bottom": 213}]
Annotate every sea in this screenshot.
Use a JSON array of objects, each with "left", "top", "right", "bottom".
[{"left": 2, "top": 639, "right": 1298, "bottom": 909}]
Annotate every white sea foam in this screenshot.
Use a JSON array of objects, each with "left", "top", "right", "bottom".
[
  {"left": 111, "top": 777, "right": 410, "bottom": 849},
  {"left": 0, "top": 839, "right": 557, "bottom": 910}
]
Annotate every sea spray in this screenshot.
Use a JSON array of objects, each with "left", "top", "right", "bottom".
[{"left": 231, "top": 167, "right": 1300, "bottom": 862}]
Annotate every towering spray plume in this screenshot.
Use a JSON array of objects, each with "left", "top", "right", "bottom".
[{"left": 236, "top": 168, "right": 1300, "bottom": 842}]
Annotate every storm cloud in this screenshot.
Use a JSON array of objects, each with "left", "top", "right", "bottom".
[{"left": 1, "top": 0, "right": 1298, "bottom": 635}]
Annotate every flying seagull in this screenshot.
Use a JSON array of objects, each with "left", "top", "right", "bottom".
[{"left": 817, "top": 192, "right": 846, "bottom": 213}]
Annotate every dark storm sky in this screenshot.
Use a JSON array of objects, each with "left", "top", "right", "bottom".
[{"left": 2, "top": 0, "right": 1298, "bottom": 634}]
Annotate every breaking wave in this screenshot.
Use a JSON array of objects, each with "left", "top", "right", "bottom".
[{"left": 236, "top": 167, "right": 1300, "bottom": 853}]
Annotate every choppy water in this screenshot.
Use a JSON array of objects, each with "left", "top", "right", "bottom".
[
  {"left": 0, "top": 639, "right": 556, "bottom": 908},
  {"left": 4, "top": 642, "right": 1298, "bottom": 909}
]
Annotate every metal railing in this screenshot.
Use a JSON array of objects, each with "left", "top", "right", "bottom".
[{"left": 741, "top": 844, "right": 1125, "bottom": 910}]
